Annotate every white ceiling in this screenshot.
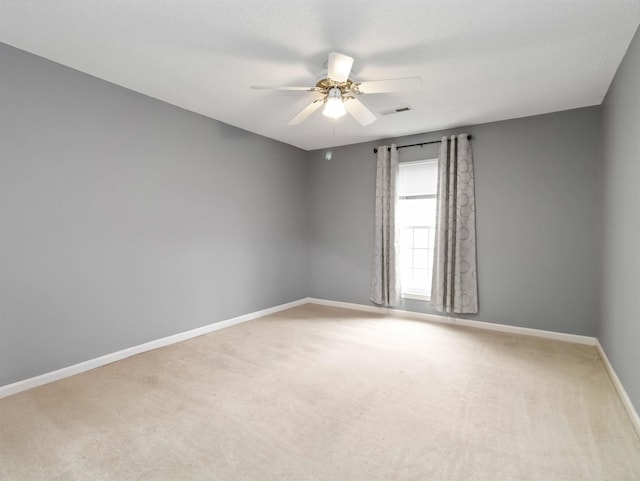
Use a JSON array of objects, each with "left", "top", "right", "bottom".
[{"left": 1, "top": 1, "right": 639, "bottom": 151}]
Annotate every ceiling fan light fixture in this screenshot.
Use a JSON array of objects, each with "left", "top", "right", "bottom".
[{"left": 322, "top": 88, "right": 346, "bottom": 119}]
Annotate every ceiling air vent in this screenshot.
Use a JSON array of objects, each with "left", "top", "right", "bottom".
[{"left": 382, "top": 106, "right": 412, "bottom": 116}]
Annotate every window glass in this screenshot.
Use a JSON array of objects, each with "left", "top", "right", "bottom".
[{"left": 397, "top": 160, "right": 438, "bottom": 299}]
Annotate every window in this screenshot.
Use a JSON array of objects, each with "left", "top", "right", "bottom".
[{"left": 397, "top": 159, "right": 438, "bottom": 300}]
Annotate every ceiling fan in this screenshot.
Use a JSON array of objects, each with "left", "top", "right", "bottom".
[{"left": 251, "top": 52, "right": 422, "bottom": 126}]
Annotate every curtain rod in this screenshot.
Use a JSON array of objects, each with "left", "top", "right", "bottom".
[{"left": 373, "top": 135, "right": 472, "bottom": 154}]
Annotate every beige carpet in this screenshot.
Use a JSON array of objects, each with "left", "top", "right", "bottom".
[{"left": 1, "top": 304, "right": 639, "bottom": 480}]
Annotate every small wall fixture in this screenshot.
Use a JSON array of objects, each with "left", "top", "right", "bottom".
[{"left": 322, "top": 88, "right": 346, "bottom": 119}]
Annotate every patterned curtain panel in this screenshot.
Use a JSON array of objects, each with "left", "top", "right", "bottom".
[
  {"left": 370, "top": 144, "right": 401, "bottom": 307},
  {"left": 431, "top": 134, "right": 478, "bottom": 314}
]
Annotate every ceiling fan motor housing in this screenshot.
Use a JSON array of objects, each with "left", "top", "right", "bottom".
[{"left": 315, "top": 78, "right": 356, "bottom": 97}]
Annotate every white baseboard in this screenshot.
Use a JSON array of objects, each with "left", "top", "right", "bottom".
[
  {"left": 595, "top": 341, "right": 640, "bottom": 439},
  {"left": 306, "top": 297, "right": 597, "bottom": 345},
  {"left": 0, "top": 298, "right": 308, "bottom": 400}
]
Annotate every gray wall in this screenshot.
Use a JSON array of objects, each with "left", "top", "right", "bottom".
[
  {"left": 0, "top": 43, "right": 308, "bottom": 386},
  {"left": 600, "top": 26, "right": 640, "bottom": 413},
  {"left": 308, "top": 107, "right": 601, "bottom": 337}
]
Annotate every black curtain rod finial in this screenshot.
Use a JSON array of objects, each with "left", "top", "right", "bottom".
[{"left": 373, "top": 135, "right": 472, "bottom": 154}]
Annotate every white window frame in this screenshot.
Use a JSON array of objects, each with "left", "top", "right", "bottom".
[{"left": 397, "top": 159, "right": 438, "bottom": 302}]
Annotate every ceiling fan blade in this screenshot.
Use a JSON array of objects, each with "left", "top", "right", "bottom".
[
  {"left": 356, "top": 76, "right": 423, "bottom": 94},
  {"left": 251, "top": 85, "right": 317, "bottom": 91},
  {"left": 344, "top": 98, "right": 377, "bottom": 126},
  {"left": 287, "top": 100, "right": 324, "bottom": 125},
  {"left": 327, "top": 52, "right": 354, "bottom": 83}
]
